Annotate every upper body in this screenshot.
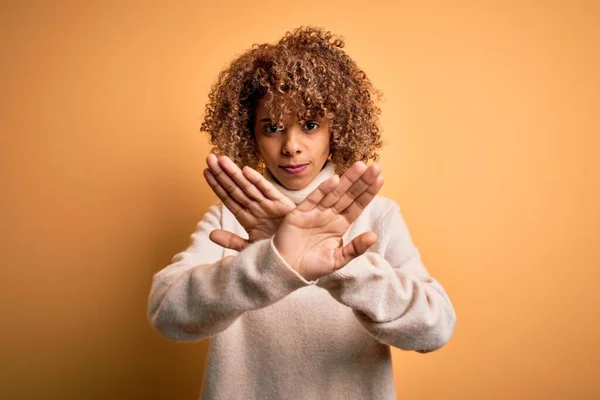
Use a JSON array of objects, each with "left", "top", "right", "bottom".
[
  {"left": 148, "top": 26, "right": 456, "bottom": 399},
  {"left": 147, "top": 162, "right": 456, "bottom": 400}
]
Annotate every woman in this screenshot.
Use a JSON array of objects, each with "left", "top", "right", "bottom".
[{"left": 148, "top": 26, "right": 456, "bottom": 400}]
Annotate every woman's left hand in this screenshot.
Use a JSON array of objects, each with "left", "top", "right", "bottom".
[
  {"left": 203, "top": 154, "right": 295, "bottom": 252},
  {"left": 273, "top": 161, "right": 384, "bottom": 280}
]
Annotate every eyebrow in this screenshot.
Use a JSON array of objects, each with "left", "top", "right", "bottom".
[{"left": 258, "top": 118, "right": 272, "bottom": 123}]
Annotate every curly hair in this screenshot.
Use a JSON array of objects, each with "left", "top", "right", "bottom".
[{"left": 200, "top": 26, "right": 383, "bottom": 174}]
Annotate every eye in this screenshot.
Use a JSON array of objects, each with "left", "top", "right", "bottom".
[
  {"left": 304, "top": 121, "right": 319, "bottom": 131},
  {"left": 262, "top": 123, "right": 279, "bottom": 134}
]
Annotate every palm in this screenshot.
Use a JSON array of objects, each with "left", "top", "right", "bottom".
[
  {"left": 237, "top": 198, "right": 294, "bottom": 243},
  {"left": 274, "top": 162, "right": 384, "bottom": 281},
  {"left": 278, "top": 208, "right": 351, "bottom": 278},
  {"left": 204, "top": 154, "right": 294, "bottom": 251}
]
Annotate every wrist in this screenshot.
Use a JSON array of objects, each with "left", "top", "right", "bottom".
[
  {"left": 273, "top": 233, "right": 304, "bottom": 276},
  {"left": 269, "top": 237, "right": 316, "bottom": 284}
]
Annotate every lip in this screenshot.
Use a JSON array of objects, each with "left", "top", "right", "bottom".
[{"left": 279, "top": 163, "right": 309, "bottom": 175}]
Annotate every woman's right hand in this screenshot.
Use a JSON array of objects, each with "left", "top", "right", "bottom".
[{"left": 203, "top": 154, "right": 295, "bottom": 252}]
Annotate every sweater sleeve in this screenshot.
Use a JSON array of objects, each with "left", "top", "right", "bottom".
[
  {"left": 316, "top": 203, "right": 456, "bottom": 353},
  {"left": 147, "top": 204, "right": 314, "bottom": 342}
]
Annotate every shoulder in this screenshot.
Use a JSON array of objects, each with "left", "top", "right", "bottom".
[
  {"left": 345, "top": 195, "right": 399, "bottom": 238},
  {"left": 342, "top": 195, "right": 405, "bottom": 250},
  {"left": 193, "top": 202, "right": 224, "bottom": 230},
  {"left": 206, "top": 202, "right": 225, "bottom": 218},
  {"left": 201, "top": 202, "right": 246, "bottom": 238},
  {"left": 362, "top": 195, "right": 400, "bottom": 222}
]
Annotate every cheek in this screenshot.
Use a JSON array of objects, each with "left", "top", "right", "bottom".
[
  {"left": 255, "top": 135, "right": 267, "bottom": 151},
  {"left": 256, "top": 137, "right": 277, "bottom": 161},
  {"left": 319, "top": 132, "right": 332, "bottom": 155}
]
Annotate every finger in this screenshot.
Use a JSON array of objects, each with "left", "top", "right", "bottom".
[
  {"left": 319, "top": 161, "right": 367, "bottom": 209},
  {"left": 206, "top": 154, "right": 253, "bottom": 208},
  {"left": 341, "top": 175, "right": 384, "bottom": 223},
  {"left": 243, "top": 166, "right": 289, "bottom": 202},
  {"left": 203, "top": 168, "right": 247, "bottom": 220},
  {"left": 209, "top": 229, "right": 248, "bottom": 252},
  {"left": 334, "top": 231, "right": 378, "bottom": 270},
  {"left": 218, "top": 156, "right": 266, "bottom": 202},
  {"left": 332, "top": 163, "right": 381, "bottom": 215},
  {"left": 296, "top": 174, "right": 340, "bottom": 212}
]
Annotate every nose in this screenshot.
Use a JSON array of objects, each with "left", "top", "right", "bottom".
[{"left": 281, "top": 127, "right": 302, "bottom": 155}]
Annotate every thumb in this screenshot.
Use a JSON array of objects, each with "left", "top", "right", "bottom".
[
  {"left": 336, "top": 231, "right": 378, "bottom": 270},
  {"left": 209, "top": 229, "right": 248, "bottom": 252}
]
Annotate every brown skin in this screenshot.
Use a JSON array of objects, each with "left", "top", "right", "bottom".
[
  {"left": 202, "top": 27, "right": 385, "bottom": 278},
  {"left": 200, "top": 26, "right": 383, "bottom": 176},
  {"left": 204, "top": 154, "right": 295, "bottom": 251},
  {"left": 205, "top": 152, "right": 384, "bottom": 280},
  {"left": 272, "top": 161, "right": 383, "bottom": 280},
  {"left": 253, "top": 98, "right": 331, "bottom": 190}
]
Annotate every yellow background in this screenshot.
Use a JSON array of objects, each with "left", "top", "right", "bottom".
[{"left": 2, "top": 0, "right": 599, "bottom": 398}]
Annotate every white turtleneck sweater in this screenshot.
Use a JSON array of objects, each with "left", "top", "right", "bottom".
[{"left": 147, "top": 162, "right": 456, "bottom": 400}]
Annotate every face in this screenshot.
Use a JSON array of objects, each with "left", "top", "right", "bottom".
[{"left": 253, "top": 99, "right": 331, "bottom": 190}]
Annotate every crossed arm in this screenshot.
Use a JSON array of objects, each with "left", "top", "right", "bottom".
[
  {"left": 148, "top": 155, "right": 456, "bottom": 351},
  {"left": 203, "top": 154, "right": 384, "bottom": 280}
]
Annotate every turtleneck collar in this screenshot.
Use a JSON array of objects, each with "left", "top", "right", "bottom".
[{"left": 264, "top": 161, "right": 336, "bottom": 205}]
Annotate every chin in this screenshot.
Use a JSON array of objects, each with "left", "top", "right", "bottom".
[
  {"left": 281, "top": 181, "right": 304, "bottom": 190},
  {"left": 278, "top": 176, "right": 309, "bottom": 190}
]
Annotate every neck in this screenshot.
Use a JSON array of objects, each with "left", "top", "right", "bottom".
[{"left": 264, "top": 161, "right": 336, "bottom": 204}]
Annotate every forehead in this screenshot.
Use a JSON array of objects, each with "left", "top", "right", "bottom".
[{"left": 254, "top": 96, "right": 324, "bottom": 122}]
